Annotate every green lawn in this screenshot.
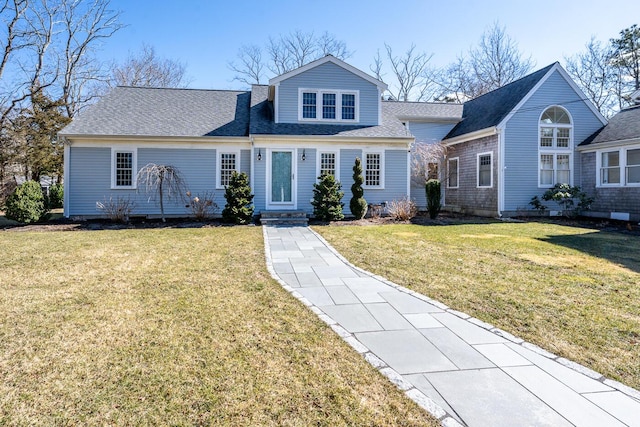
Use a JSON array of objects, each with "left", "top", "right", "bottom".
[
  {"left": 315, "top": 221, "right": 640, "bottom": 390},
  {"left": 0, "top": 227, "right": 437, "bottom": 426}
]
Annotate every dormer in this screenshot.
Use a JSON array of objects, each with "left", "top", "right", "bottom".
[{"left": 268, "top": 55, "right": 388, "bottom": 126}]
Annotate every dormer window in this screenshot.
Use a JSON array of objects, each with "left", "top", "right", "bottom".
[{"left": 299, "top": 89, "right": 359, "bottom": 122}]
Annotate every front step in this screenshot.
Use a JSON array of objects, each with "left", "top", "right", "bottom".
[{"left": 260, "top": 210, "right": 309, "bottom": 226}]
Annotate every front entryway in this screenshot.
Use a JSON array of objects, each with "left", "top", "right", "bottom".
[{"left": 267, "top": 149, "right": 297, "bottom": 209}]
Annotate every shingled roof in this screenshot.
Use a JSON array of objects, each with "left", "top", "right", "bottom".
[
  {"left": 60, "top": 86, "right": 251, "bottom": 137},
  {"left": 444, "top": 63, "right": 556, "bottom": 140},
  {"left": 580, "top": 104, "right": 640, "bottom": 147}
]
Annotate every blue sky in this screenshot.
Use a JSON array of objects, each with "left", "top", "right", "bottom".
[{"left": 102, "top": 0, "right": 640, "bottom": 90}]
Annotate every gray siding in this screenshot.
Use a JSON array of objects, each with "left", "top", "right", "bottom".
[
  {"left": 68, "top": 146, "right": 250, "bottom": 217},
  {"left": 502, "top": 70, "right": 605, "bottom": 212},
  {"left": 580, "top": 151, "right": 640, "bottom": 220},
  {"left": 445, "top": 135, "right": 499, "bottom": 216},
  {"left": 240, "top": 149, "right": 251, "bottom": 176},
  {"left": 408, "top": 122, "right": 456, "bottom": 208},
  {"left": 277, "top": 62, "right": 379, "bottom": 125}
]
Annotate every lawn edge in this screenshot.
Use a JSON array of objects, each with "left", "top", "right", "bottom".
[{"left": 306, "top": 226, "right": 640, "bottom": 405}]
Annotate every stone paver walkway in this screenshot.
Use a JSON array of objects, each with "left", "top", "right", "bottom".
[{"left": 263, "top": 225, "right": 640, "bottom": 427}]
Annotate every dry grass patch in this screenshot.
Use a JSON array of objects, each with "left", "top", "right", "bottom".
[
  {"left": 0, "top": 227, "right": 437, "bottom": 426},
  {"left": 315, "top": 222, "right": 640, "bottom": 390}
]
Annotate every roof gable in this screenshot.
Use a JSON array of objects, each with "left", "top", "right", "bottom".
[
  {"left": 268, "top": 55, "right": 387, "bottom": 90},
  {"left": 444, "top": 63, "right": 556, "bottom": 140}
]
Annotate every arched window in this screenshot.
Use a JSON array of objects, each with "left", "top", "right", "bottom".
[{"left": 539, "top": 106, "right": 572, "bottom": 187}]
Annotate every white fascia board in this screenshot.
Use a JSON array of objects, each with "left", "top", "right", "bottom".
[
  {"left": 250, "top": 134, "right": 413, "bottom": 146},
  {"left": 268, "top": 55, "right": 387, "bottom": 90},
  {"left": 62, "top": 134, "right": 251, "bottom": 145},
  {"left": 442, "top": 127, "right": 497, "bottom": 146},
  {"left": 400, "top": 116, "right": 462, "bottom": 124},
  {"left": 577, "top": 137, "right": 640, "bottom": 152},
  {"left": 497, "top": 63, "right": 608, "bottom": 130}
]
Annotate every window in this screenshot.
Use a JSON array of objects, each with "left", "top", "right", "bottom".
[
  {"left": 298, "top": 89, "right": 358, "bottom": 122},
  {"left": 539, "top": 153, "right": 571, "bottom": 186},
  {"left": 596, "top": 146, "right": 640, "bottom": 187},
  {"left": 363, "top": 152, "right": 383, "bottom": 188},
  {"left": 539, "top": 106, "right": 572, "bottom": 187},
  {"left": 477, "top": 153, "right": 492, "bottom": 188},
  {"left": 342, "top": 94, "right": 355, "bottom": 120},
  {"left": 447, "top": 157, "right": 459, "bottom": 188},
  {"left": 318, "top": 152, "right": 338, "bottom": 179},
  {"left": 111, "top": 149, "right": 136, "bottom": 189},
  {"left": 601, "top": 151, "right": 620, "bottom": 185},
  {"left": 218, "top": 152, "right": 237, "bottom": 188},
  {"left": 627, "top": 149, "right": 640, "bottom": 184},
  {"left": 322, "top": 93, "right": 336, "bottom": 119},
  {"left": 427, "top": 162, "right": 439, "bottom": 180},
  {"left": 302, "top": 92, "right": 317, "bottom": 119}
]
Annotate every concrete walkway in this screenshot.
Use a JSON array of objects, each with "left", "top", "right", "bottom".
[{"left": 263, "top": 225, "right": 640, "bottom": 427}]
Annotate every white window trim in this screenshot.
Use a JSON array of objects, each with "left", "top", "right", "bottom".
[
  {"left": 298, "top": 88, "right": 360, "bottom": 123},
  {"left": 538, "top": 106, "right": 573, "bottom": 188},
  {"left": 111, "top": 147, "right": 137, "bottom": 189},
  {"left": 447, "top": 157, "right": 459, "bottom": 189},
  {"left": 362, "top": 150, "right": 385, "bottom": 189},
  {"left": 316, "top": 149, "right": 340, "bottom": 182},
  {"left": 596, "top": 145, "right": 640, "bottom": 187},
  {"left": 538, "top": 152, "right": 573, "bottom": 188},
  {"left": 477, "top": 152, "right": 493, "bottom": 188},
  {"left": 216, "top": 149, "right": 240, "bottom": 189}
]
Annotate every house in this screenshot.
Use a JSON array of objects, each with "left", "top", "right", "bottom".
[
  {"left": 60, "top": 56, "right": 610, "bottom": 220},
  {"left": 59, "top": 55, "right": 461, "bottom": 219},
  {"left": 440, "top": 62, "right": 607, "bottom": 217},
  {"left": 577, "top": 90, "right": 640, "bottom": 221}
]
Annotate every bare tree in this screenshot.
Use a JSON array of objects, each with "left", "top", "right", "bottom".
[
  {"left": 59, "top": 0, "right": 123, "bottom": 118},
  {"left": 565, "top": 38, "right": 619, "bottom": 117},
  {"left": 136, "top": 163, "right": 187, "bottom": 222},
  {"left": 410, "top": 141, "right": 447, "bottom": 187},
  {"left": 471, "top": 22, "right": 534, "bottom": 93},
  {"left": 109, "top": 44, "right": 190, "bottom": 88},
  {"left": 228, "top": 44, "right": 265, "bottom": 85},
  {"left": 228, "top": 30, "right": 351, "bottom": 85},
  {"left": 434, "top": 22, "right": 533, "bottom": 101},
  {"left": 374, "top": 43, "right": 436, "bottom": 101}
]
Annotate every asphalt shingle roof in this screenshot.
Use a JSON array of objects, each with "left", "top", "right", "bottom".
[
  {"left": 60, "top": 86, "right": 251, "bottom": 137},
  {"left": 580, "top": 104, "right": 640, "bottom": 146},
  {"left": 444, "top": 63, "right": 556, "bottom": 139}
]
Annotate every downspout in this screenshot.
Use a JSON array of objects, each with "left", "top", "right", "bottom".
[
  {"left": 497, "top": 127, "right": 505, "bottom": 217},
  {"left": 63, "top": 138, "right": 70, "bottom": 218},
  {"left": 250, "top": 135, "right": 255, "bottom": 196}
]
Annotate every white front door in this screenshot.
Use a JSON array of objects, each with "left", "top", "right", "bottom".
[{"left": 267, "top": 149, "right": 296, "bottom": 209}]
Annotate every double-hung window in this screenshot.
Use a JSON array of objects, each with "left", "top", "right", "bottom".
[
  {"left": 363, "top": 152, "right": 383, "bottom": 188},
  {"left": 299, "top": 89, "right": 359, "bottom": 122},
  {"left": 539, "top": 106, "right": 572, "bottom": 187},
  {"left": 302, "top": 92, "right": 317, "bottom": 119},
  {"left": 477, "top": 152, "right": 492, "bottom": 188},
  {"left": 217, "top": 152, "right": 238, "bottom": 188},
  {"left": 627, "top": 149, "right": 640, "bottom": 184},
  {"left": 600, "top": 151, "right": 621, "bottom": 185},
  {"left": 447, "top": 157, "right": 459, "bottom": 188},
  {"left": 111, "top": 148, "right": 137, "bottom": 189}
]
